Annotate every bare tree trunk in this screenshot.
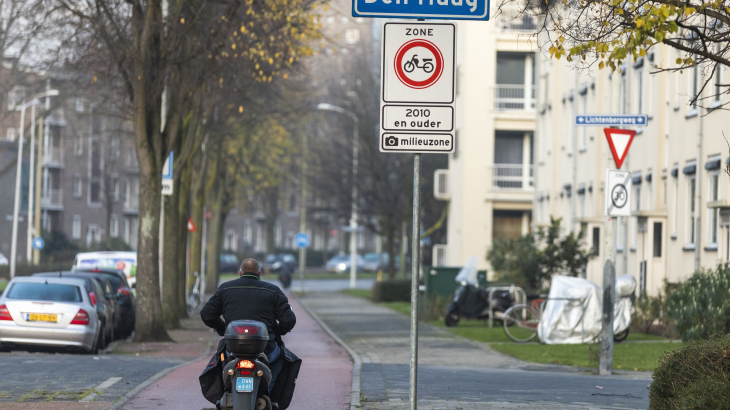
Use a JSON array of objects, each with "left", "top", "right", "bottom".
[
  {"left": 176, "top": 156, "right": 193, "bottom": 318},
  {"left": 205, "top": 178, "right": 224, "bottom": 292},
  {"left": 189, "top": 148, "right": 207, "bottom": 305},
  {"left": 162, "top": 179, "right": 181, "bottom": 329}
]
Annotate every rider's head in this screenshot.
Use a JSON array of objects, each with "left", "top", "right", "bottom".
[{"left": 239, "top": 258, "right": 261, "bottom": 277}]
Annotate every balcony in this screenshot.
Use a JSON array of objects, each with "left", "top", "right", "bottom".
[
  {"left": 41, "top": 189, "right": 63, "bottom": 209},
  {"left": 494, "top": 85, "right": 536, "bottom": 111},
  {"left": 497, "top": 13, "right": 537, "bottom": 33},
  {"left": 124, "top": 197, "right": 139, "bottom": 214},
  {"left": 42, "top": 146, "right": 64, "bottom": 167},
  {"left": 490, "top": 164, "right": 534, "bottom": 190}
]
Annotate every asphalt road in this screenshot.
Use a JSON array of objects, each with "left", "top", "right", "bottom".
[{"left": 0, "top": 352, "right": 187, "bottom": 403}]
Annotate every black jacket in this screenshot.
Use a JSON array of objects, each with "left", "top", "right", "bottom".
[{"left": 200, "top": 274, "right": 296, "bottom": 343}]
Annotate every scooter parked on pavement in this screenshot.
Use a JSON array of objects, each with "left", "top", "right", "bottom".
[
  {"left": 216, "top": 320, "right": 274, "bottom": 410},
  {"left": 445, "top": 284, "right": 514, "bottom": 327},
  {"left": 278, "top": 273, "right": 291, "bottom": 290}
]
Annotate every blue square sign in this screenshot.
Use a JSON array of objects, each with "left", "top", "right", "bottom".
[{"left": 353, "top": 0, "right": 489, "bottom": 20}]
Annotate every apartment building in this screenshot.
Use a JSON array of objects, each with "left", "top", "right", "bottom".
[
  {"left": 435, "top": 7, "right": 538, "bottom": 271},
  {"left": 0, "top": 67, "right": 140, "bottom": 263},
  {"left": 534, "top": 41, "right": 730, "bottom": 295}
]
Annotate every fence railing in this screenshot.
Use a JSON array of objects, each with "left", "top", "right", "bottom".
[
  {"left": 41, "top": 189, "right": 63, "bottom": 208},
  {"left": 491, "top": 164, "right": 534, "bottom": 190},
  {"left": 42, "top": 147, "right": 64, "bottom": 166},
  {"left": 494, "top": 84, "right": 536, "bottom": 111},
  {"left": 497, "top": 13, "right": 538, "bottom": 33}
]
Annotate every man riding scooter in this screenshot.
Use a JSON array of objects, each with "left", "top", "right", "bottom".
[{"left": 200, "top": 258, "right": 300, "bottom": 409}]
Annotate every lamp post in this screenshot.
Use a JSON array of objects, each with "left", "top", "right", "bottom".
[
  {"left": 317, "top": 103, "right": 360, "bottom": 289},
  {"left": 10, "top": 89, "right": 59, "bottom": 278}
]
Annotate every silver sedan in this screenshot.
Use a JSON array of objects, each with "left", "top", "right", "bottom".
[{"left": 0, "top": 277, "right": 103, "bottom": 354}]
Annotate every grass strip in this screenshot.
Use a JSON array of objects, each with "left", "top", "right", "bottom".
[{"left": 0, "top": 281, "right": 7, "bottom": 293}]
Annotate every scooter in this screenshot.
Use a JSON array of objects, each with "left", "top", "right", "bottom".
[
  {"left": 278, "top": 273, "right": 292, "bottom": 290},
  {"left": 445, "top": 284, "right": 514, "bottom": 327},
  {"left": 217, "top": 320, "right": 274, "bottom": 410}
]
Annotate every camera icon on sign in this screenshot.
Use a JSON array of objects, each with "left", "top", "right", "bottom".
[{"left": 385, "top": 135, "right": 398, "bottom": 147}]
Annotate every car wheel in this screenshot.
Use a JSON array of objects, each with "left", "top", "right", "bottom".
[
  {"left": 98, "top": 322, "right": 107, "bottom": 350},
  {"left": 88, "top": 329, "right": 99, "bottom": 355}
]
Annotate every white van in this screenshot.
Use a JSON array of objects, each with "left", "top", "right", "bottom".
[{"left": 73, "top": 251, "right": 137, "bottom": 288}]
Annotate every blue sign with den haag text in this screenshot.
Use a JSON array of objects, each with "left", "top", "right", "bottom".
[{"left": 353, "top": 0, "right": 489, "bottom": 21}]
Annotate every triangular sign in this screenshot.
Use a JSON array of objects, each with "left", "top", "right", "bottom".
[
  {"left": 603, "top": 128, "right": 636, "bottom": 169},
  {"left": 187, "top": 218, "right": 197, "bottom": 232}
]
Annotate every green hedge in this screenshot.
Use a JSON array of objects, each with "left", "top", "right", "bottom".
[
  {"left": 667, "top": 264, "right": 730, "bottom": 340},
  {"left": 0, "top": 263, "right": 74, "bottom": 280},
  {"left": 649, "top": 334, "right": 730, "bottom": 409},
  {"left": 372, "top": 280, "right": 412, "bottom": 302}
]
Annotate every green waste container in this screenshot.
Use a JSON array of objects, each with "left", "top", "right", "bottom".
[{"left": 424, "top": 266, "right": 489, "bottom": 297}]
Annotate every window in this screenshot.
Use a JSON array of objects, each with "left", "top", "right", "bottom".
[
  {"left": 688, "top": 175, "right": 696, "bottom": 245},
  {"left": 110, "top": 139, "right": 119, "bottom": 159},
  {"left": 73, "top": 176, "right": 83, "bottom": 198},
  {"left": 89, "top": 139, "right": 102, "bottom": 204},
  {"left": 634, "top": 184, "right": 641, "bottom": 212},
  {"left": 635, "top": 61, "right": 644, "bottom": 115},
  {"left": 592, "top": 227, "right": 600, "bottom": 256},
  {"left": 110, "top": 214, "right": 119, "bottom": 238},
  {"left": 275, "top": 222, "right": 282, "bottom": 247},
  {"left": 709, "top": 171, "right": 720, "bottom": 245},
  {"left": 75, "top": 98, "right": 84, "bottom": 112},
  {"left": 112, "top": 177, "right": 120, "bottom": 202},
  {"left": 620, "top": 69, "right": 628, "bottom": 114},
  {"left": 6, "top": 127, "right": 16, "bottom": 141},
  {"left": 653, "top": 222, "right": 662, "bottom": 257},
  {"left": 72, "top": 215, "right": 81, "bottom": 239},
  {"left": 74, "top": 137, "right": 83, "bottom": 156},
  {"left": 244, "top": 221, "right": 252, "bottom": 245},
  {"left": 493, "top": 210, "right": 523, "bottom": 240},
  {"left": 580, "top": 93, "right": 588, "bottom": 148},
  {"left": 579, "top": 190, "right": 586, "bottom": 217},
  {"left": 495, "top": 52, "right": 535, "bottom": 110},
  {"left": 7, "top": 87, "right": 26, "bottom": 111}
]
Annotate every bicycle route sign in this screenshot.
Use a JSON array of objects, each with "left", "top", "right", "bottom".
[
  {"left": 380, "top": 22, "right": 456, "bottom": 154},
  {"left": 605, "top": 170, "right": 632, "bottom": 217}
]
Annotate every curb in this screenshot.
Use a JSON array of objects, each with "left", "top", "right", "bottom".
[
  {"left": 106, "top": 341, "right": 214, "bottom": 410},
  {"left": 297, "top": 297, "right": 362, "bottom": 410}
]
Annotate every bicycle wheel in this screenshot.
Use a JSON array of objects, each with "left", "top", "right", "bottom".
[
  {"left": 186, "top": 293, "right": 202, "bottom": 316},
  {"left": 503, "top": 304, "right": 540, "bottom": 343}
]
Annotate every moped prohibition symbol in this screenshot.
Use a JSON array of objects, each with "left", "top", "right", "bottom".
[{"left": 403, "top": 54, "right": 434, "bottom": 73}]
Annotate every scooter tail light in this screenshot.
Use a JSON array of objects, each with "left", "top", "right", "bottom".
[
  {"left": 0, "top": 305, "right": 11, "bottom": 321},
  {"left": 236, "top": 360, "right": 255, "bottom": 369},
  {"left": 70, "top": 309, "right": 90, "bottom": 325},
  {"left": 232, "top": 325, "right": 262, "bottom": 335}
]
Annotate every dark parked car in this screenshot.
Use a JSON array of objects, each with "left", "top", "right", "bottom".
[
  {"left": 219, "top": 253, "right": 240, "bottom": 273},
  {"left": 71, "top": 267, "right": 136, "bottom": 339},
  {"left": 32, "top": 272, "right": 116, "bottom": 348},
  {"left": 264, "top": 254, "right": 297, "bottom": 273}
]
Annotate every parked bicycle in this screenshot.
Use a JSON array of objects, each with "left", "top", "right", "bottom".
[
  {"left": 186, "top": 271, "right": 203, "bottom": 316},
  {"left": 403, "top": 55, "right": 434, "bottom": 74}
]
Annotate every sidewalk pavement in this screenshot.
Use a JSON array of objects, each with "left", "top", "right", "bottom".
[
  {"left": 118, "top": 295, "right": 352, "bottom": 410},
  {"left": 299, "top": 292, "right": 654, "bottom": 410}
]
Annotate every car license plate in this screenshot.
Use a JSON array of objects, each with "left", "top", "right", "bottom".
[
  {"left": 28, "top": 314, "right": 58, "bottom": 323},
  {"left": 236, "top": 377, "right": 254, "bottom": 393}
]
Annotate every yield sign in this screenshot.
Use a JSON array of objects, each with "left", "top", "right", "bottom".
[
  {"left": 187, "top": 218, "right": 197, "bottom": 232},
  {"left": 603, "top": 128, "right": 636, "bottom": 169}
]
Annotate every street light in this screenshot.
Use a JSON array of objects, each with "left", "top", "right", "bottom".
[
  {"left": 10, "top": 89, "right": 60, "bottom": 278},
  {"left": 317, "top": 103, "right": 360, "bottom": 289}
]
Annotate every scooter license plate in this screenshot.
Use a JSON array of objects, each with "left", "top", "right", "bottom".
[{"left": 236, "top": 377, "right": 254, "bottom": 393}]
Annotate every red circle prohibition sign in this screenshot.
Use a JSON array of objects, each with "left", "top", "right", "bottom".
[{"left": 394, "top": 39, "right": 444, "bottom": 89}]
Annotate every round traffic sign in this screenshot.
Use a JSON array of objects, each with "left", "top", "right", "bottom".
[
  {"left": 32, "top": 237, "right": 44, "bottom": 250},
  {"left": 295, "top": 232, "right": 310, "bottom": 249},
  {"left": 611, "top": 184, "right": 628, "bottom": 209},
  {"left": 394, "top": 39, "right": 444, "bottom": 89}
]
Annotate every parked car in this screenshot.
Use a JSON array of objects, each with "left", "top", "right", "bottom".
[
  {"left": 71, "top": 267, "right": 135, "bottom": 339},
  {"left": 0, "top": 276, "right": 105, "bottom": 354},
  {"left": 363, "top": 253, "right": 390, "bottom": 272},
  {"left": 32, "top": 272, "right": 116, "bottom": 346},
  {"left": 264, "top": 254, "right": 297, "bottom": 273},
  {"left": 220, "top": 253, "right": 240, "bottom": 273},
  {"left": 73, "top": 251, "right": 137, "bottom": 288},
  {"left": 325, "top": 254, "right": 366, "bottom": 273},
  {"left": 0, "top": 253, "right": 7, "bottom": 265}
]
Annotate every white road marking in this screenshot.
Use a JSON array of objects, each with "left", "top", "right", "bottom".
[{"left": 78, "top": 376, "right": 122, "bottom": 402}]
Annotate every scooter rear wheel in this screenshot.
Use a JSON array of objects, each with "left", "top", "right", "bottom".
[{"left": 445, "top": 306, "right": 460, "bottom": 327}]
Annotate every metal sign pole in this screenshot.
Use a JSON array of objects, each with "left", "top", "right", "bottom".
[
  {"left": 409, "top": 153, "right": 421, "bottom": 410},
  {"left": 599, "top": 216, "right": 615, "bottom": 375}
]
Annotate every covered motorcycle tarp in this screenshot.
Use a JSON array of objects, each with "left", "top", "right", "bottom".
[{"left": 537, "top": 275, "right": 636, "bottom": 344}]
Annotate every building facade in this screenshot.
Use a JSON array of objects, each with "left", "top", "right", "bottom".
[
  {"left": 437, "top": 8, "right": 538, "bottom": 272},
  {"left": 534, "top": 40, "right": 730, "bottom": 295}
]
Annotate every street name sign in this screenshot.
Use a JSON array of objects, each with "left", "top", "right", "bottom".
[
  {"left": 605, "top": 170, "right": 632, "bottom": 217},
  {"left": 353, "top": 0, "right": 489, "bottom": 21},
  {"left": 380, "top": 22, "right": 456, "bottom": 154},
  {"left": 603, "top": 128, "right": 636, "bottom": 169},
  {"left": 575, "top": 114, "right": 647, "bottom": 127}
]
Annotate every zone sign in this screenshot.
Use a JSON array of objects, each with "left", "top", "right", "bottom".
[{"left": 380, "top": 22, "right": 456, "bottom": 154}]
